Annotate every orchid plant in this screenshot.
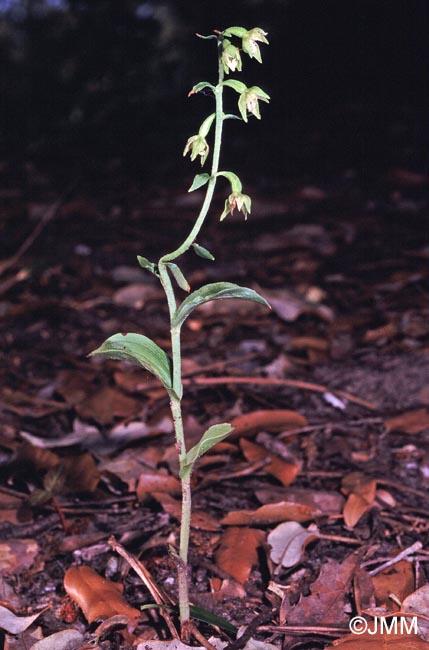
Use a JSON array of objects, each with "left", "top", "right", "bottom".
[{"left": 90, "top": 26, "right": 270, "bottom": 639}]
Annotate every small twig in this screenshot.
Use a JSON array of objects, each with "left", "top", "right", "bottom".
[
  {"left": 0, "top": 181, "right": 78, "bottom": 280},
  {"left": 258, "top": 624, "right": 349, "bottom": 636},
  {"left": 108, "top": 536, "right": 179, "bottom": 639},
  {"left": 51, "top": 495, "right": 68, "bottom": 533},
  {"left": 318, "top": 533, "right": 362, "bottom": 546},
  {"left": 182, "top": 376, "right": 377, "bottom": 410},
  {"left": 189, "top": 622, "right": 217, "bottom": 650},
  {"left": 224, "top": 612, "right": 273, "bottom": 650},
  {"left": 378, "top": 478, "right": 429, "bottom": 502},
  {"left": 279, "top": 417, "right": 383, "bottom": 439},
  {"left": 368, "top": 541, "right": 423, "bottom": 576}
]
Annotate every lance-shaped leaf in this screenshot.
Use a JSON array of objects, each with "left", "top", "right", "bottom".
[
  {"left": 198, "top": 113, "right": 216, "bottom": 138},
  {"left": 172, "top": 282, "right": 270, "bottom": 328},
  {"left": 223, "top": 26, "right": 247, "bottom": 38},
  {"left": 180, "top": 423, "right": 234, "bottom": 479},
  {"left": 222, "top": 79, "right": 247, "bottom": 94},
  {"left": 166, "top": 262, "right": 190, "bottom": 292},
  {"left": 90, "top": 333, "right": 172, "bottom": 391},
  {"left": 192, "top": 242, "right": 215, "bottom": 261},
  {"left": 189, "top": 81, "right": 215, "bottom": 95},
  {"left": 137, "top": 255, "right": 158, "bottom": 276},
  {"left": 188, "top": 173, "right": 211, "bottom": 192}
]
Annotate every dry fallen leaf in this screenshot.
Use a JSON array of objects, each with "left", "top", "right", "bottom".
[
  {"left": 385, "top": 409, "right": 429, "bottom": 435},
  {"left": 258, "top": 286, "right": 334, "bottom": 322},
  {"left": 256, "top": 486, "right": 344, "bottom": 515},
  {"left": 30, "top": 628, "right": 84, "bottom": 650},
  {"left": 0, "top": 539, "right": 40, "bottom": 574},
  {"left": 327, "top": 630, "right": 427, "bottom": 649},
  {"left": 136, "top": 471, "right": 181, "bottom": 499},
  {"left": 151, "top": 492, "right": 220, "bottom": 531},
  {"left": 402, "top": 585, "right": 429, "bottom": 640},
  {"left": 64, "top": 566, "right": 140, "bottom": 623},
  {"left": 221, "top": 500, "right": 320, "bottom": 526},
  {"left": 372, "top": 561, "right": 415, "bottom": 609},
  {"left": 0, "top": 605, "right": 45, "bottom": 634},
  {"left": 342, "top": 472, "right": 377, "bottom": 528},
  {"left": 76, "top": 386, "right": 141, "bottom": 425},
  {"left": 287, "top": 550, "right": 363, "bottom": 625},
  {"left": 240, "top": 438, "right": 299, "bottom": 486},
  {"left": 267, "top": 521, "right": 319, "bottom": 569},
  {"left": 230, "top": 410, "right": 307, "bottom": 439},
  {"left": 215, "top": 527, "right": 265, "bottom": 584}
]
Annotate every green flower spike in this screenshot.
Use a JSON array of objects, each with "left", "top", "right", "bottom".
[
  {"left": 221, "top": 39, "right": 242, "bottom": 74},
  {"left": 242, "top": 28, "right": 269, "bottom": 64},
  {"left": 220, "top": 192, "right": 251, "bottom": 221},
  {"left": 183, "top": 134, "right": 209, "bottom": 166},
  {"left": 238, "top": 86, "right": 270, "bottom": 122}
]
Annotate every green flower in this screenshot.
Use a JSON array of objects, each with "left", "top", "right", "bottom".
[
  {"left": 220, "top": 192, "right": 251, "bottom": 221},
  {"left": 183, "top": 134, "right": 209, "bottom": 166},
  {"left": 238, "top": 86, "right": 270, "bottom": 122},
  {"left": 221, "top": 39, "right": 242, "bottom": 74},
  {"left": 242, "top": 28, "right": 269, "bottom": 64}
]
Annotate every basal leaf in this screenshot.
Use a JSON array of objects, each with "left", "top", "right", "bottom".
[
  {"left": 180, "top": 423, "right": 233, "bottom": 479},
  {"left": 188, "top": 173, "right": 211, "bottom": 192},
  {"left": 172, "top": 282, "right": 270, "bottom": 328},
  {"left": 89, "top": 333, "right": 172, "bottom": 391}
]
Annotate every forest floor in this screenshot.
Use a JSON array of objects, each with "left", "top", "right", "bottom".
[{"left": 1, "top": 159, "right": 429, "bottom": 650}]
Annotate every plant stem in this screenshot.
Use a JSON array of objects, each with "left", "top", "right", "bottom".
[
  {"left": 158, "top": 36, "right": 225, "bottom": 638},
  {"left": 159, "top": 40, "right": 225, "bottom": 265}
]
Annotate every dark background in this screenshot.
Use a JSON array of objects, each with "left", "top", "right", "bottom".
[{"left": 1, "top": 0, "right": 428, "bottom": 184}]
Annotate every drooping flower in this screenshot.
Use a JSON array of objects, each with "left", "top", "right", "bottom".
[
  {"left": 221, "top": 39, "right": 242, "bottom": 74},
  {"left": 220, "top": 192, "right": 251, "bottom": 221},
  {"left": 238, "top": 86, "right": 270, "bottom": 122},
  {"left": 242, "top": 28, "right": 269, "bottom": 64},
  {"left": 183, "top": 135, "right": 209, "bottom": 166}
]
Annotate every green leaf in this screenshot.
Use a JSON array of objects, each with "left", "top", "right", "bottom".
[
  {"left": 222, "top": 79, "right": 247, "bottom": 94},
  {"left": 180, "top": 423, "right": 234, "bottom": 479},
  {"left": 192, "top": 242, "right": 215, "bottom": 261},
  {"left": 196, "top": 33, "right": 218, "bottom": 40},
  {"left": 223, "top": 26, "right": 247, "bottom": 38},
  {"left": 166, "top": 262, "right": 190, "bottom": 292},
  {"left": 191, "top": 81, "right": 215, "bottom": 94},
  {"left": 188, "top": 173, "right": 210, "bottom": 192},
  {"left": 89, "top": 333, "right": 172, "bottom": 391},
  {"left": 216, "top": 170, "right": 242, "bottom": 193},
  {"left": 140, "top": 603, "right": 237, "bottom": 634},
  {"left": 172, "top": 281, "right": 270, "bottom": 328},
  {"left": 198, "top": 112, "right": 216, "bottom": 138},
  {"left": 137, "top": 255, "right": 157, "bottom": 275},
  {"left": 189, "top": 604, "right": 238, "bottom": 634}
]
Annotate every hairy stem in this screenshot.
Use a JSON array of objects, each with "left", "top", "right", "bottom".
[{"left": 158, "top": 36, "right": 225, "bottom": 637}]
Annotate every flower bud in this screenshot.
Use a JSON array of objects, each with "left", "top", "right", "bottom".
[
  {"left": 183, "top": 135, "right": 209, "bottom": 166},
  {"left": 220, "top": 192, "right": 251, "bottom": 221},
  {"left": 221, "top": 39, "right": 242, "bottom": 74}
]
